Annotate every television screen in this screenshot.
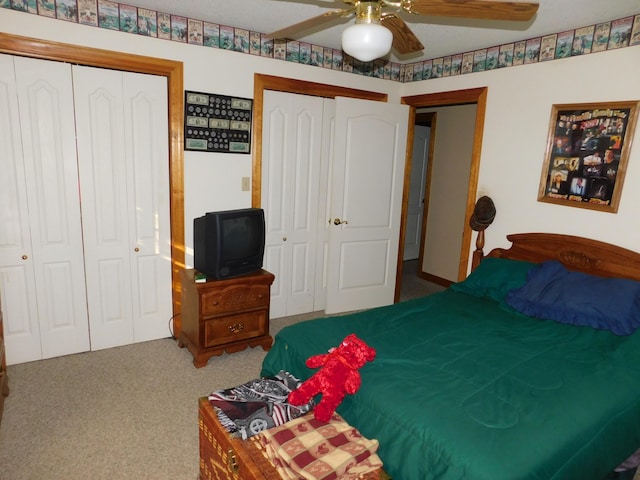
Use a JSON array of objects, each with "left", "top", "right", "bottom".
[
  {"left": 221, "top": 216, "right": 262, "bottom": 261},
  {"left": 194, "top": 208, "right": 265, "bottom": 279}
]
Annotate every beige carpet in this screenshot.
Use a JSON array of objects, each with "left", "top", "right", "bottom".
[{"left": 0, "top": 312, "right": 317, "bottom": 480}]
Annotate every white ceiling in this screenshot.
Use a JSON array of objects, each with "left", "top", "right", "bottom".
[{"left": 125, "top": 0, "right": 639, "bottom": 63}]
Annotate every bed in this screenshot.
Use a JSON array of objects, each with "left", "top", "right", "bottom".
[{"left": 261, "top": 233, "right": 640, "bottom": 480}]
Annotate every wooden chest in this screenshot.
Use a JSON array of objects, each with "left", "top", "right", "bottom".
[
  {"left": 199, "top": 396, "right": 282, "bottom": 480},
  {"left": 198, "top": 397, "right": 390, "bottom": 480}
]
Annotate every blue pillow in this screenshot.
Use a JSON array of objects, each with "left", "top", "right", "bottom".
[
  {"left": 450, "top": 257, "right": 537, "bottom": 302},
  {"left": 505, "top": 260, "right": 640, "bottom": 335}
]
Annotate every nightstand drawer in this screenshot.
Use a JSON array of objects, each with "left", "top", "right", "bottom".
[
  {"left": 204, "top": 310, "right": 267, "bottom": 347},
  {"left": 201, "top": 284, "right": 270, "bottom": 316}
]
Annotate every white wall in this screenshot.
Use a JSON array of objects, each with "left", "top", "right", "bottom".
[
  {"left": 402, "top": 46, "right": 640, "bottom": 258},
  {"left": 0, "top": 9, "right": 401, "bottom": 265},
  {"left": 3, "top": 8, "right": 640, "bottom": 267}
]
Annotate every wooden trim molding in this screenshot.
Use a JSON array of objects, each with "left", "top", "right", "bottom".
[{"left": 0, "top": 33, "right": 186, "bottom": 337}]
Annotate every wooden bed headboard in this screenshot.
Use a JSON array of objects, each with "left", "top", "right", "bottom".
[{"left": 483, "top": 233, "right": 640, "bottom": 282}]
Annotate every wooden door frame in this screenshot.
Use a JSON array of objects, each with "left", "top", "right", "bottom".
[
  {"left": 399, "top": 87, "right": 487, "bottom": 292},
  {"left": 0, "top": 33, "right": 186, "bottom": 336}
]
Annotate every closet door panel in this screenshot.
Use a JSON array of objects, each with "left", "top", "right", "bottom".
[
  {"left": 13, "top": 56, "right": 90, "bottom": 360},
  {"left": 0, "top": 55, "right": 43, "bottom": 364},
  {"left": 262, "top": 102, "right": 289, "bottom": 318},
  {"left": 124, "top": 73, "right": 171, "bottom": 342},
  {"left": 289, "top": 110, "right": 320, "bottom": 311},
  {"left": 0, "top": 268, "right": 40, "bottom": 365},
  {"left": 264, "top": 244, "right": 285, "bottom": 311},
  {"left": 262, "top": 91, "right": 323, "bottom": 318},
  {"left": 73, "top": 66, "right": 134, "bottom": 350}
]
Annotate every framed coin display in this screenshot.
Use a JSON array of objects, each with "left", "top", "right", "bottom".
[{"left": 184, "top": 91, "right": 252, "bottom": 153}]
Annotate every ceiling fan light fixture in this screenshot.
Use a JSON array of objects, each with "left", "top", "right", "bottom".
[{"left": 341, "top": 21, "right": 393, "bottom": 62}]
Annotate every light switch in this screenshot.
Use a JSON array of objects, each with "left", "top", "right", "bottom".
[{"left": 241, "top": 176, "right": 250, "bottom": 191}]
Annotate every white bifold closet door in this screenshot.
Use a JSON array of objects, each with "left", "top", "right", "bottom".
[
  {"left": 73, "top": 65, "right": 171, "bottom": 351},
  {"left": 0, "top": 55, "right": 90, "bottom": 364},
  {"left": 0, "top": 54, "right": 171, "bottom": 364}
]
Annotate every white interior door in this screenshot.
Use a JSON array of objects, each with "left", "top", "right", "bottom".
[
  {"left": 404, "top": 125, "right": 430, "bottom": 260},
  {"left": 0, "top": 55, "right": 90, "bottom": 364},
  {"left": 262, "top": 90, "right": 325, "bottom": 318},
  {"left": 74, "top": 65, "right": 171, "bottom": 350},
  {"left": 325, "top": 97, "right": 409, "bottom": 314}
]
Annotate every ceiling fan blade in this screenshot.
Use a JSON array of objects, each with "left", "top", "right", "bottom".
[
  {"left": 265, "top": 8, "right": 354, "bottom": 39},
  {"left": 406, "top": 0, "right": 539, "bottom": 22},
  {"left": 381, "top": 14, "right": 424, "bottom": 54}
]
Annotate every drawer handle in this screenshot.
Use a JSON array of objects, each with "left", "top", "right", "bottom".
[
  {"left": 227, "top": 449, "right": 239, "bottom": 472},
  {"left": 228, "top": 323, "right": 244, "bottom": 334}
]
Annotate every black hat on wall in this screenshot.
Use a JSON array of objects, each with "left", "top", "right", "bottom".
[{"left": 469, "top": 196, "right": 496, "bottom": 231}]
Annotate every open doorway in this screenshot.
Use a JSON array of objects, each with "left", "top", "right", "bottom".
[
  {"left": 396, "top": 87, "right": 488, "bottom": 301},
  {"left": 417, "top": 103, "right": 478, "bottom": 285},
  {"left": 403, "top": 113, "right": 432, "bottom": 262},
  {"left": 400, "top": 112, "right": 440, "bottom": 300}
]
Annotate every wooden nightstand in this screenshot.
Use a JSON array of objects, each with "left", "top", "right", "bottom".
[{"left": 178, "top": 269, "right": 275, "bottom": 368}]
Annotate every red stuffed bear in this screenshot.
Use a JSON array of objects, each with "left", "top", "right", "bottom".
[{"left": 288, "top": 333, "right": 376, "bottom": 422}]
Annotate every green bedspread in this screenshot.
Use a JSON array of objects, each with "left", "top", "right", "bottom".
[{"left": 261, "top": 290, "right": 640, "bottom": 480}]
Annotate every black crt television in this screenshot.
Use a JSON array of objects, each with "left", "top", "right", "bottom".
[{"left": 193, "top": 208, "right": 266, "bottom": 280}]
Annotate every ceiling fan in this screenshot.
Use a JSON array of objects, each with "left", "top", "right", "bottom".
[{"left": 266, "top": 0, "right": 539, "bottom": 61}]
